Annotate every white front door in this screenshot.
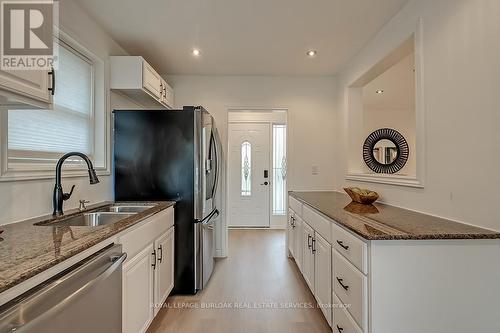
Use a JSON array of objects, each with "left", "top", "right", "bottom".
[{"left": 228, "top": 122, "right": 270, "bottom": 227}]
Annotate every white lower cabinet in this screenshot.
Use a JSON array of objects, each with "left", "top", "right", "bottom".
[
  {"left": 333, "top": 250, "right": 367, "bottom": 331},
  {"left": 287, "top": 209, "right": 296, "bottom": 258},
  {"left": 288, "top": 195, "right": 364, "bottom": 330},
  {"left": 313, "top": 233, "right": 332, "bottom": 326},
  {"left": 290, "top": 195, "right": 500, "bottom": 333},
  {"left": 301, "top": 222, "right": 316, "bottom": 291},
  {"left": 288, "top": 209, "right": 304, "bottom": 271},
  {"left": 333, "top": 295, "right": 363, "bottom": 333},
  {"left": 122, "top": 244, "right": 155, "bottom": 333},
  {"left": 119, "top": 206, "right": 175, "bottom": 333},
  {"left": 298, "top": 220, "right": 332, "bottom": 326},
  {"left": 293, "top": 215, "right": 303, "bottom": 271},
  {"left": 154, "top": 227, "right": 175, "bottom": 316}
]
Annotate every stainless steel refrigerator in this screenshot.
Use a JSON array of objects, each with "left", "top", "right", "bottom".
[{"left": 113, "top": 106, "right": 222, "bottom": 294}]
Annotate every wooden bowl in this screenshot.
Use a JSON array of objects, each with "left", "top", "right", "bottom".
[{"left": 344, "top": 187, "right": 379, "bottom": 205}]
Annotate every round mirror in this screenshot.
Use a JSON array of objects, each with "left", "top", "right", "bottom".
[
  {"left": 372, "top": 139, "right": 398, "bottom": 165},
  {"left": 363, "top": 128, "right": 409, "bottom": 174}
]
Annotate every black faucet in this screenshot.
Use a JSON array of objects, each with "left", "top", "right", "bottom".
[{"left": 53, "top": 152, "right": 100, "bottom": 216}]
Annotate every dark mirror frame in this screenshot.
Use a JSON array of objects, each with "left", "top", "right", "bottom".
[{"left": 363, "top": 128, "right": 409, "bottom": 174}]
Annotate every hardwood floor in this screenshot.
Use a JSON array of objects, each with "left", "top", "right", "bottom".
[{"left": 147, "top": 229, "right": 331, "bottom": 333}]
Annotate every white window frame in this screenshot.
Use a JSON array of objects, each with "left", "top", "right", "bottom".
[
  {"left": 272, "top": 123, "right": 287, "bottom": 216},
  {"left": 0, "top": 30, "right": 110, "bottom": 181}
]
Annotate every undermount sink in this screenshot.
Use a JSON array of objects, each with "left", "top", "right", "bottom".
[
  {"left": 36, "top": 212, "right": 135, "bottom": 227},
  {"left": 97, "top": 205, "right": 155, "bottom": 213}
]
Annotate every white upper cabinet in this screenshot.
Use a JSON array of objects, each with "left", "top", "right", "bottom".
[
  {"left": 161, "top": 79, "right": 174, "bottom": 110},
  {"left": 110, "top": 56, "right": 174, "bottom": 109},
  {"left": 0, "top": 68, "right": 53, "bottom": 107},
  {"left": 142, "top": 61, "right": 162, "bottom": 99}
]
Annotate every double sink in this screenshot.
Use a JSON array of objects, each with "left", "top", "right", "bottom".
[{"left": 36, "top": 205, "right": 155, "bottom": 227}]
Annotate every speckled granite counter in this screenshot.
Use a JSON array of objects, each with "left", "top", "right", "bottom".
[
  {"left": 290, "top": 191, "right": 500, "bottom": 241},
  {"left": 0, "top": 201, "right": 175, "bottom": 294}
]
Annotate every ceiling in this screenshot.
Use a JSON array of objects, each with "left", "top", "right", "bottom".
[
  {"left": 75, "top": 0, "right": 410, "bottom": 76},
  {"left": 363, "top": 53, "right": 415, "bottom": 110}
]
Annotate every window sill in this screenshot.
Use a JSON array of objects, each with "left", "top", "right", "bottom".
[{"left": 346, "top": 172, "right": 424, "bottom": 188}]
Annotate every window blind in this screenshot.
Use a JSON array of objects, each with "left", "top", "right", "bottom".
[{"left": 8, "top": 42, "right": 93, "bottom": 157}]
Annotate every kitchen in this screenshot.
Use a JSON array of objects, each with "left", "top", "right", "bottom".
[{"left": 0, "top": 0, "right": 499, "bottom": 333}]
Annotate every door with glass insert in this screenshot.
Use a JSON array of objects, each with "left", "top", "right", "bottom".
[{"left": 228, "top": 123, "right": 270, "bottom": 227}]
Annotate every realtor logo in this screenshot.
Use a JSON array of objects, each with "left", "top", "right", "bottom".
[{"left": 1, "top": 0, "right": 58, "bottom": 70}]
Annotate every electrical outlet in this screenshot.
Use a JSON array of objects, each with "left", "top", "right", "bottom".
[{"left": 312, "top": 165, "right": 319, "bottom": 175}]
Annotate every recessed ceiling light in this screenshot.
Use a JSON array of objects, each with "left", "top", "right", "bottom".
[
  {"left": 307, "top": 50, "right": 317, "bottom": 57},
  {"left": 376, "top": 89, "right": 384, "bottom": 94},
  {"left": 192, "top": 49, "right": 201, "bottom": 56}
]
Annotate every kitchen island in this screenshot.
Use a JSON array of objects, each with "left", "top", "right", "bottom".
[{"left": 287, "top": 191, "right": 500, "bottom": 333}]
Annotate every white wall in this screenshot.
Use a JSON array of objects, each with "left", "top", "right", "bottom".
[
  {"left": 167, "top": 75, "right": 337, "bottom": 191},
  {"left": 335, "top": 0, "right": 500, "bottom": 231},
  {"left": 167, "top": 75, "right": 336, "bottom": 255},
  {"left": 0, "top": 0, "right": 140, "bottom": 225}
]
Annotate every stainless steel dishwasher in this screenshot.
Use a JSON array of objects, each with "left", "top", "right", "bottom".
[{"left": 0, "top": 244, "right": 126, "bottom": 333}]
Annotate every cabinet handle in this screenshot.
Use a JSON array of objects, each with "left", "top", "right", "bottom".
[
  {"left": 307, "top": 234, "right": 312, "bottom": 249},
  {"left": 151, "top": 249, "right": 157, "bottom": 269},
  {"left": 48, "top": 68, "right": 55, "bottom": 95},
  {"left": 160, "top": 82, "right": 163, "bottom": 97},
  {"left": 336, "top": 277, "right": 349, "bottom": 291},
  {"left": 158, "top": 245, "right": 163, "bottom": 263},
  {"left": 312, "top": 238, "right": 316, "bottom": 253},
  {"left": 337, "top": 240, "right": 349, "bottom": 251},
  {"left": 290, "top": 216, "right": 295, "bottom": 228},
  {"left": 336, "top": 325, "right": 344, "bottom": 332}
]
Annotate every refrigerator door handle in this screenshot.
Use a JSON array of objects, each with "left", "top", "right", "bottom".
[
  {"left": 196, "top": 208, "right": 219, "bottom": 224},
  {"left": 193, "top": 109, "right": 203, "bottom": 221}
]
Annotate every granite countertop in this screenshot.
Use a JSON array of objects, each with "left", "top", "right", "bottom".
[
  {"left": 0, "top": 201, "right": 175, "bottom": 294},
  {"left": 290, "top": 191, "right": 500, "bottom": 241}
]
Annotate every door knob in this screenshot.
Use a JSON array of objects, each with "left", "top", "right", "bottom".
[{"left": 261, "top": 181, "right": 269, "bottom": 185}]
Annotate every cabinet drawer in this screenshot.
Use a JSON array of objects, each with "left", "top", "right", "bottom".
[
  {"left": 332, "top": 223, "right": 368, "bottom": 274},
  {"left": 289, "top": 196, "right": 302, "bottom": 216},
  {"left": 333, "top": 250, "right": 368, "bottom": 330},
  {"left": 303, "top": 205, "right": 332, "bottom": 243},
  {"left": 119, "top": 207, "right": 174, "bottom": 262},
  {"left": 333, "top": 295, "right": 363, "bottom": 333}
]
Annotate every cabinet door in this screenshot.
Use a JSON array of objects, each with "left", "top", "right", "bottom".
[
  {"left": 314, "top": 233, "right": 332, "bottom": 326},
  {"left": 163, "top": 82, "right": 174, "bottom": 108},
  {"left": 159, "top": 79, "right": 174, "bottom": 109},
  {"left": 159, "top": 79, "right": 167, "bottom": 105},
  {"left": 301, "top": 222, "right": 315, "bottom": 291},
  {"left": 293, "top": 215, "right": 303, "bottom": 271},
  {"left": 154, "top": 226, "right": 175, "bottom": 315},
  {"left": 287, "top": 210, "right": 295, "bottom": 257},
  {"left": 142, "top": 61, "right": 162, "bottom": 99},
  {"left": 123, "top": 243, "right": 155, "bottom": 333},
  {"left": 0, "top": 69, "right": 52, "bottom": 104}
]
